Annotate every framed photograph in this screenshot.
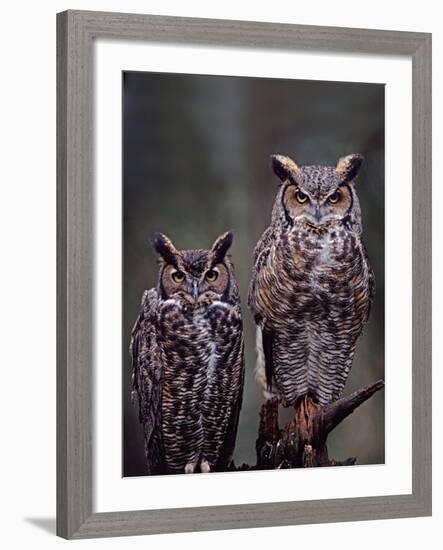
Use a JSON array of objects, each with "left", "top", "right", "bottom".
[{"left": 57, "top": 10, "right": 432, "bottom": 539}]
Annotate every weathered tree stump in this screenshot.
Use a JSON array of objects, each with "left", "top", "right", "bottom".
[{"left": 256, "top": 379, "right": 384, "bottom": 469}]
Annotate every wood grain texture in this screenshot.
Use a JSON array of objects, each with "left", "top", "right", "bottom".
[
  {"left": 254, "top": 383, "right": 385, "bottom": 469},
  {"left": 411, "top": 34, "right": 432, "bottom": 512},
  {"left": 57, "top": 10, "right": 93, "bottom": 539},
  {"left": 56, "top": 12, "right": 68, "bottom": 536},
  {"left": 64, "top": 9, "right": 428, "bottom": 54},
  {"left": 56, "top": 9, "right": 432, "bottom": 539}
]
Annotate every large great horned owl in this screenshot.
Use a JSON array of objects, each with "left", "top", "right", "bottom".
[
  {"left": 248, "top": 154, "right": 375, "bottom": 407},
  {"left": 131, "top": 232, "right": 244, "bottom": 475}
]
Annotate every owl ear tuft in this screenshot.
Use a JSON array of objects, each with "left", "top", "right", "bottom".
[
  {"left": 335, "top": 154, "right": 364, "bottom": 182},
  {"left": 211, "top": 232, "right": 234, "bottom": 263},
  {"left": 271, "top": 154, "right": 300, "bottom": 183},
  {"left": 151, "top": 233, "right": 179, "bottom": 266}
]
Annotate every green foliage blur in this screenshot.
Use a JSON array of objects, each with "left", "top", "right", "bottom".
[{"left": 123, "top": 71, "right": 385, "bottom": 476}]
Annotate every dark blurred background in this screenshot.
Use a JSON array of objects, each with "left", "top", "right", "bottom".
[{"left": 123, "top": 71, "right": 385, "bottom": 476}]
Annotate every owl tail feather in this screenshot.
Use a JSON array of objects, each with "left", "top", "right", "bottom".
[{"left": 255, "top": 326, "right": 279, "bottom": 400}]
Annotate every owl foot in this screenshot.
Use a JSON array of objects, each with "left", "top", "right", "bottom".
[
  {"left": 184, "top": 459, "right": 211, "bottom": 473},
  {"left": 277, "top": 395, "right": 290, "bottom": 408},
  {"left": 268, "top": 394, "right": 290, "bottom": 408},
  {"left": 184, "top": 461, "right": 198, "bottom": 474},
  {"left": 200, "top": 459, "right": 211, "bottom": 473}
]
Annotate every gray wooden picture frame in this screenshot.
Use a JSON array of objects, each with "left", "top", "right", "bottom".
[{"left": 57, "top": 9, "right": 432, "bottom": 539}]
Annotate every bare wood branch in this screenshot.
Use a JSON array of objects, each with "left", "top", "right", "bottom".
[
  {"left": 252, "top": 379, "right": 384, "bottom": 470},
  {"left": 323, "top": 379, "right": 385, "bottom": 435}
]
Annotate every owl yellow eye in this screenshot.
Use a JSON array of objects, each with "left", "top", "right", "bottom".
[
  {"left": 328, "top": 190, "right": 341, "bottom": 204},
  {"left": 171, "top": 271, "right": 185, "bottom": 283},
  {"left": 205, "top": 269, "right": 218, "bottom": 282},
  {"left": 295, "top": 190, "right": 308, "bottom": 204}
]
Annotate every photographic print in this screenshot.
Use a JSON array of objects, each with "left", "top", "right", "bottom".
[
  {"left": 123, "top": 71, "right": 385, "bottom": 477},
  {"left": 56, "top": 12, "right": 432, "bottom": 538}
]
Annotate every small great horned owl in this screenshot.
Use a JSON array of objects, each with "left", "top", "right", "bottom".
[
  {"left": 248, "top": 154, "right": 375, "bottom": 407},
  {"left": 131, "top": 232, "right": 244, "bottom": 474}
]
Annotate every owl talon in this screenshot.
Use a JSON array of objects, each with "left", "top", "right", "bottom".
[
  {"left": 200, "top": 459, "right": 211, "bottom": 473},
  {"left": 270, "top": 394, "right": 289, "bottom": 408},
  {"left": 184, "top": 462, "right": 197, "bottom": 474},
  {"left": 277, "top": 395, "right": 290, "bottom": 408}
]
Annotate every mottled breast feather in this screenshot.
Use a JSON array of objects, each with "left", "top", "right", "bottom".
[
  {"left": 250, "top": 224, "right": 374, "bottom": 406},
  {"left": 158, "top": 299, "right": 244, "bottom": 473}
]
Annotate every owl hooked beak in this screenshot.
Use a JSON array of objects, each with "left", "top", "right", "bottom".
[
  {"left": 314, "top": 204, "right": 322, "bottom": 223},
  {"left": 192, "top": 280, "right": 199, "bottom": 301}
]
